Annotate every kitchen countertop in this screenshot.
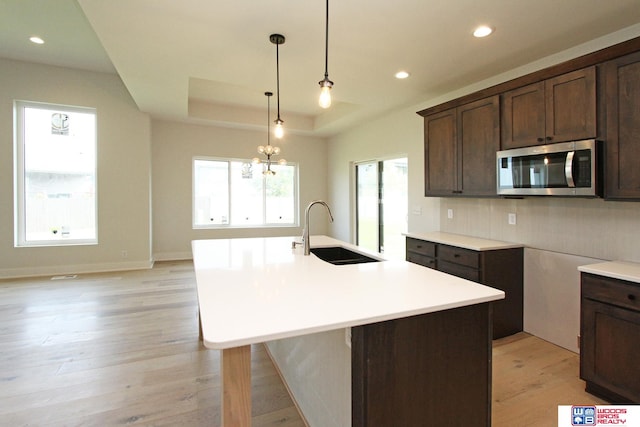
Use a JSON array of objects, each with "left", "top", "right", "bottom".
[
  {"left": 404, "top": 231, "right": 524, "bottom": 251},
  {"left": 192, "top": 235, "right": 505, "bottom": 349},
  {"left": 578, "top": 260, "right": 640, "bottom": 284}
]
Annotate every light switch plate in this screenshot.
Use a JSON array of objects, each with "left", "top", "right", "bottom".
[
  {"left": 447, "top": 209, "right": 453, "bottom": 219},
  {"left": 508, "top": 213, "right": 517, "bottom": 225}
]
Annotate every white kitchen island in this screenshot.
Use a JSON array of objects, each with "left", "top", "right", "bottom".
[{"left": 192, "top": 235, "right": 505, "bottom": 426}]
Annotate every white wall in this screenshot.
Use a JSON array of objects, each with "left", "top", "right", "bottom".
[
  {"left": 151, "top": 119, "right": 328, "bottom": 260},
  {"left": 0, "top": 59, "right": 152, "bottom": 278},
  {"left": 327, "top": 107, "right": 441, "bottom": 243},
  {"left": 266, "top": 330, "right": 351, "bottom": 427},
  {"left": 524, "top": 249, "right": 602, "bottom": 352}
]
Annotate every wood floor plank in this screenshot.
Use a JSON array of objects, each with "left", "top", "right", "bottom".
[{"left": 0, "top": 260, "right": 607, "bottom": 426}]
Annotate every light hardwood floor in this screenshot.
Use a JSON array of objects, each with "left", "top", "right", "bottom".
[{"left": 0, "top": 260, "right": 605, "bottom": 426}]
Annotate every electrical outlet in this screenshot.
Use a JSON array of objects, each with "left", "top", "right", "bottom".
[
  {"left": 508, "top": 213, "right": 517, "bottom": 225},
  {"left": 447, "top": 209, "right": 453, "bottom": 219},
  {"left": 121, "top": 250, "right": 128, "bottom": 258}
]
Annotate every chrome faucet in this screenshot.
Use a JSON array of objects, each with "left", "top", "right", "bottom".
[{"left": 302, "top": 200, "right": 334, "bottom": 255}]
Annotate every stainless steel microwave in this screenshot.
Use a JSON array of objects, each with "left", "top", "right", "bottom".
[{"left": 496, "top": 139, "right": 602, "bottom": 197}]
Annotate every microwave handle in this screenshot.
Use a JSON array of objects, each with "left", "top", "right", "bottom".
[{"left": 565, "top": 151, "right": 575, "bottom": 188}]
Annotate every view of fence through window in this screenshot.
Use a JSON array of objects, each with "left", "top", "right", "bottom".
[
  {"left": 15, "top": 102, "right": 97, "bottom": 246},
  {"left": 193, "top": 158, "right": 297, "bottom": 228}
]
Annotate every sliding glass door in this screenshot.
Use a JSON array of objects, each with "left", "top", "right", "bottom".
[{"left": 356, "top": 157, "right": 407, "bottom": 259}]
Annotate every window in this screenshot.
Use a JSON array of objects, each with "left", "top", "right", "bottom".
[
  {"left": 193, "top": 158, "right": 298, "bottom": 228},
  {"left": 14, "top": 101, "right": 97, "bottom": 246},
  {"left": 355, "top": 157, "right": 407, "bottom": 259}
]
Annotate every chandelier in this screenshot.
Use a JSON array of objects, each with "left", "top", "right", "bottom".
[{"left": 253, "top": 92, "right": 285, "bottom": 175}]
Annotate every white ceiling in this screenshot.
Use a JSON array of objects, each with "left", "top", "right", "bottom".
[{"left": 2, "top": 0, "right": 640, "bottom": 137}]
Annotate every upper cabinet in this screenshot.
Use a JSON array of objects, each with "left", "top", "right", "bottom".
[
  {"left": 424, "top": 96, "right": 499, "bottom": 197},
  {"left": 418, "top": 36, "right": 640, "bottom": 200},
  {"left": 603, "top": 51, "right": 640, "bottom": 200},
  {"left": 501, "top": 67, "right": 597, "bottom": 149}
]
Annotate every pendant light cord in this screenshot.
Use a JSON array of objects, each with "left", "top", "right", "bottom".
[
  {"left": 324, "top": 0, "right": 329, "bottom": 78},
  {"left": 267, "top": 93, "right": 271, "bottom": 146},
  {"left": 276, "top": 43, "right": 281, "bottom": 121}
]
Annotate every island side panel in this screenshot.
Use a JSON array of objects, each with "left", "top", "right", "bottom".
[{"left": 352, "top": 303, "right": 492, "bottom": 426}]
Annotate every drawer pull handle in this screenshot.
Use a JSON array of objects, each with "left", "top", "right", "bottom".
[
  {"left": 454, "top": 254, "right": 460, "bottom": 258},
  {"left": 629, "top": 294, "right": 637, "bottom": 301}
]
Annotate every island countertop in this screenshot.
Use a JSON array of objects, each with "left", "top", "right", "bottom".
[{"left": 192, "top": 235, "right": 505, "bottom": 350}]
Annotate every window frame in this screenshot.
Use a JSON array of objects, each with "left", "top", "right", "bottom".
[
  {"left": 192, "top": 156, "right": 299, "bottom": 229},
  {"left": 14, "top": 100, "right": 98, "bottom": 247}
]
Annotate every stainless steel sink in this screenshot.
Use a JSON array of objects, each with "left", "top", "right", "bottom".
[{"left": 310, "top": 246, "right": 380, "bottom": 265}]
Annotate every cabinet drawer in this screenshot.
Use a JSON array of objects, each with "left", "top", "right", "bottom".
[
  {"left": 438, "top": 245, "right": 480, "bottom": 269},
  {"left": 407, "top": 252, "right": 436, "bottom": 269},
  {"left": 406, "top": 238, "right": 436, "bottom": 257},
  {"left": 438, "top": 260, "right": 480, "bottom": 282},
  {"left": 582, "top": 273, "right": 640, "bottom": 312}
]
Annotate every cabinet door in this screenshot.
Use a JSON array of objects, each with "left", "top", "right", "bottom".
[
  {"left": 603, "top": 51, "right": 640, "bottom": 200},
  {"left": 581, "top": 298, "right": 640, "bottom": 402},
  {"left": 545, "top": 66, "right": 596, "bottom": 143},
  {"left": 457, "top": 96, "right": 500, "bottom": 196},
  {"left": 352, "top": 303, "right": 491, "bottom": 426},
  {"left": 424, "top": 108, "right": 457, "bottom": 196},
  {"left": 501, "top": 81, "right": 546, "bottom": 149}
]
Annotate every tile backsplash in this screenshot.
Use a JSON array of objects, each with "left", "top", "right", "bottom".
[{"left": 439, "top": 197, "right": 639, "bottom": 263}]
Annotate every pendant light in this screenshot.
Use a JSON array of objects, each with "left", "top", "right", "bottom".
[
  {"left": 318, "top": 0, "right": 333, "bottom": 109},
  {"left": 253, "top": 92, "right": 285, "bottom": 176},
  {"left": 270, "top": 34, "right": 285, "bottom": 139}
]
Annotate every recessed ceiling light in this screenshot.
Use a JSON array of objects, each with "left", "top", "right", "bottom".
[
  {"left": 395, "top": 71, "right": 410, "bottom": 79},
  {"left": 29, "top": 36, "right": 45, "bottom": 44},
  {"left": 473, "top": 26, "right": 493, "bottom": 38}
]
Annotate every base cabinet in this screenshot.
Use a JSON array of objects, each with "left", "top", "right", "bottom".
[
  {"left": 406, "top": 237, "right": 523, "bottom": 339},
  {"left": 580, "top": 273, "right": 640, "bottom": 403},
  {"left": 352, "top": 303, "right": 492, "bottom": 427}
]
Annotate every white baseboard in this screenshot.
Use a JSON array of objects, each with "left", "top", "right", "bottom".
[
  {"left": 0, "top": 259, "right": 154, "bottom": 280},
  {"left": 152, "top": 251, "right": 193, "bottom": 261}
]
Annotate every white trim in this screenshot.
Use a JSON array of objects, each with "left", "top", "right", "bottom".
[
  {"left": 14, "top": 100, "right": 98, "bottom": 247},
  {"left": 153, "top": 251, "right": 193, "bottom": 261},
  {"left": 192, "top": 156, "right": 299, "bottom": 229},
  {"left": 0, "top": 260, "right": 154, "bottom": 280}
]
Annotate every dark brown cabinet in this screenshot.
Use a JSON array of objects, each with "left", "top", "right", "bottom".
[
  {"left": 603, "top": 51, "right": 640, "bottom": 200},
  {"left": 406, "top": 236, "right": 523, "bottom": 339},
  {"left": 352, "top": 302, "right": 492, "bottom": 426},
  {"left": 424, "top": 96, "right": 499, "bottom": 197},
  {"left": 501, "top": 67, "right": 597, "bottom": 149},
  {"left": 424, "top": 108, "right": 456, "bottom": 195},
  {"left": 580, "top": 273, "right": 640, "bottom": 402}
]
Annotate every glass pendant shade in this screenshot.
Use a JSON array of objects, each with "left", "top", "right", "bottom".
[
  {"left": 274, "top": 119, "right": 284, "bottom": 139},
  {"left": 319, "top": 81, "right": 332, "bottom": 109}
]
